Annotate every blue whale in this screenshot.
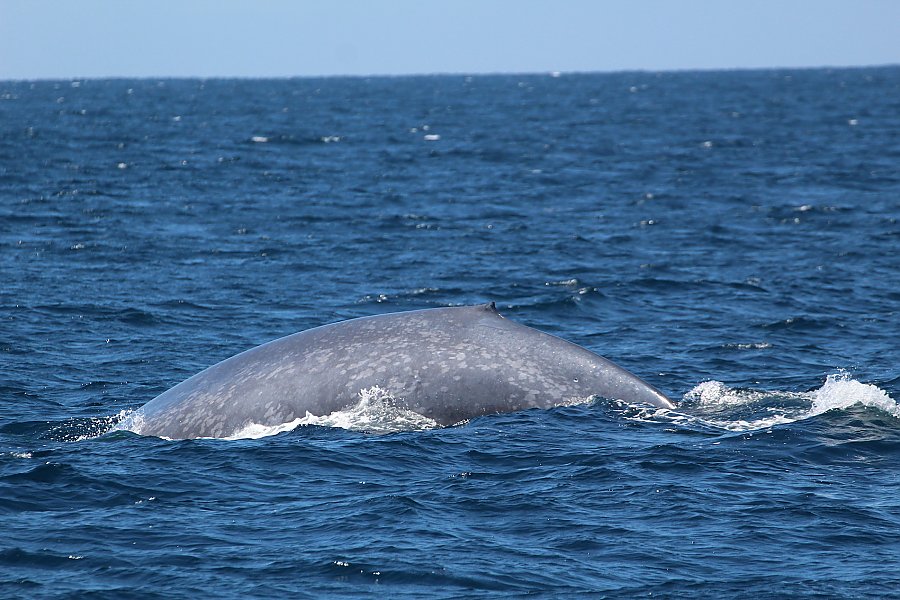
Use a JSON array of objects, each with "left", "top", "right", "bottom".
[{"left": 121, "top": 303, "right": 673, "bottom": 438}]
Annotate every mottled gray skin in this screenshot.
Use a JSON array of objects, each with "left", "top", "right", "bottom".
[{"left": 129, "top": 304, "right": 673, "bottom": 438}]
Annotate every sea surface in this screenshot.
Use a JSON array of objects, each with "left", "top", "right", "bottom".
[{"left": 2, "top": 67, "right": 899, "bottom": 598}]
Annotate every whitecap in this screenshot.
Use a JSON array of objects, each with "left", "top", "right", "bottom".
[{"left": 545, "top": 278, "right": 580, "bottom": 287}]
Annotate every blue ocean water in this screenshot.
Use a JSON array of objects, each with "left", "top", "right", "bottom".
[{"left": 2, "top": 67, "right": 900, "bottom": 597}]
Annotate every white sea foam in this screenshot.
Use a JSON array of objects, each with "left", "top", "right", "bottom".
[
  {"left": 624, "top": 373, "right": 898, "bottom": 432},
  {"left": 225, "top": 385, "right": 437, "bottom": 440},
  {"left": 808, "top": 373, "right": 900, "bottom": 419}
]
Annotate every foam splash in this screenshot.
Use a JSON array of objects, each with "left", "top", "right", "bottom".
[
  {"left": 108, "top": 409, "right": 144, "bottom": 438},
  {"left": 685, "top": 380, "right": 798, "bottom": 408},
  {"left": 625, "top": 373, "right": 898, "bottom": 432},
  {"left": 809, "top": 374, "right": 900, "bottom": 419},
  {"left": 225, "top": 386, "right": 438, "bottom": 440}
]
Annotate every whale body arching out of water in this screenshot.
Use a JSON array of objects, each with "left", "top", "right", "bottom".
[{"left": 121, "top": 303, "right": 673, "bottom": 439}]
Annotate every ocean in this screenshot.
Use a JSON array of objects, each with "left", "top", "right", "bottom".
[{"left": 1, "top": 67, "right": 899, "bottom": 598}]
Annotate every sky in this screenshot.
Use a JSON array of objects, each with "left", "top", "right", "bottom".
[{"left": 1, "top": 0, "right": 898, "bottom": 80}]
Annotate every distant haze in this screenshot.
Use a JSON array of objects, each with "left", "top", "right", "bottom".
[{"left": 1, "top": 0, "right": 898, "bottom": 79}]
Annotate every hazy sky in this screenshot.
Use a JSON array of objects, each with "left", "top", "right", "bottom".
[{"left": 1, "top": 0, "right": 898, "bottom": 79}]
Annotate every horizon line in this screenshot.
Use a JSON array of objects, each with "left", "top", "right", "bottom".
[{"left": 2, "top": 62, "right": 898, "bottom": 84}]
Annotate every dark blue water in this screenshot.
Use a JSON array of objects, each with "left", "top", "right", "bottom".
[{"left": 2, "top": 68, "right": 900, "bottom": 597}]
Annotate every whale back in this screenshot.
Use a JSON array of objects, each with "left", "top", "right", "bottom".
[{"left": 129, "top": 304, "right": 672, "bottom": 438}]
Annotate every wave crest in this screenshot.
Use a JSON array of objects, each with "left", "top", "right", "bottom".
[{"left": 810, "top": 373, "right": 899, "bottom": 419}]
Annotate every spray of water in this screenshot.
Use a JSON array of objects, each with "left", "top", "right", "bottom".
[
  {"left": 225, "top": 385, "right": 438, "bottom": 439},
  {"left": 623, "top": 373, "right": 898, "bottom": 432}
]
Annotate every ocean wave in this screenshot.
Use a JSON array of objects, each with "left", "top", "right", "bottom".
[{"left": 621, "top": 373, "right": 898, "bottom": 432}]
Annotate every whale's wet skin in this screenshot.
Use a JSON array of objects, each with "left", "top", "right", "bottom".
[{"left": 120, "top": 304, "right": 672, "bottom": 439}]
